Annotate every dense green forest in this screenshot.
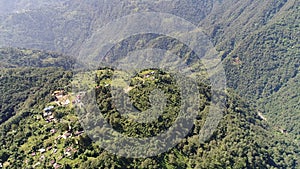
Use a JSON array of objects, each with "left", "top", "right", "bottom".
[
  {"left": 0, "top": 1, "right": 298, "bottom": 135},
  {"left": 223, "top": 0, "right": 300, "bottom": 140},
  {"left": 0, "top": 0, "right": 299, "bottom": 168},
  {"left": 260, "top": 73, "right": 300, "bottom": 141},
  {"left": 0, "top": 48, "right": 299, "bottom": 168},
  {"left": 0, "top": 48, "right": 74, "bottom": 123}
]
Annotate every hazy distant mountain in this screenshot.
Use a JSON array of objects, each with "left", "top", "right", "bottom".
[
  {"left": 0, "top": 0, "right": 212, "bottom": 55},
  {"left": 0, "top": 0, "right": 69, "bottom": 15}
]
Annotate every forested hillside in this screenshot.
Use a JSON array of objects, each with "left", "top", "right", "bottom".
[
  {"left": 0, "top": 0, "right": 68, "bottom": 15},
  {"left": 0, "top": 48, "right": 299, "bottom": 168},
  {"left": 223, "top": 0, "right": 300, "bottom": 140},
  {"left": 0, "top": 0, "right": 298, "bottom": 106},
  {"left": 0, "top": 0, "right": 292, "bottom": 56},
  {"left": 224, "top": 0, "right": 299, "bottom": 99},
  {"left": 0, "top": 48, "right": 74, "bottom": 123},
  {"left": 0, "top": 0, "right": 299, "bottom": 168},
  {"left": 260, "top": 73, "right": 300, "bottom": 141}
]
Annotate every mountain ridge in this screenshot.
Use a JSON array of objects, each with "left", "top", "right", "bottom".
[{"left": 0, "top": 1, "right": 299, "bottom": 168}]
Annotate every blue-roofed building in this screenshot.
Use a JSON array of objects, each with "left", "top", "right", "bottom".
[{"left": 44, "top": 106, "right": 54, "bottom": 112}]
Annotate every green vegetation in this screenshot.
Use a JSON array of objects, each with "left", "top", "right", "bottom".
[
  {"left": 0, "top": 49, "right": 299, "bottom": 168},
  {"left": 260, "top": 73, "right": 300, "bottom": 141},
  {"left": 0, "top": 48, "right": 74, "bottom": 124},
  {"left": 0, "top": 0, "right": 299, "bottom": 168},
  {"left": 223, "top": 0, "right": 300, "bottom": 140}
]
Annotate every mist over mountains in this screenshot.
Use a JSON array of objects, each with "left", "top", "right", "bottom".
[
  {"left": 1, "top": 0, "right": 298, "bottom": 126},
  {"left": 0, "top": 0, "right": 299, "bottom": 168}
]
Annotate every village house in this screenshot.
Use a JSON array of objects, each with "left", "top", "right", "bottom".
[
  {"left": 65, "top": 147, "right": 72, "bottom": 152},
  {"left": 53, "top": 163, "right": 62, "bottom": 169},
  {"left": 62, "top": 132, "right": 72, "bottom": 139},
  {"left": 48, "top": 115, "right": 54, "bottom": 120},
  {"left": 46, "top": 115, "right": 55, "bottom": 123},
  {"left": 50, "top": 129, "right": 56, "bottom": 134},
  {"left": 40, "top": 155, "right": 45, "bottom": 161},
  {"left": 62, "top": 99, "right": 71, "bottom": 106},
  {"left": 64, "top": 148, "right": 72, "bottom": 157},
  {"left": 53, "top": 148, "right": 58, "bottom": 154},
  {"left": 57, "top": 156, "right": 63, "bottom": 161},
  {"left": 47, "top": 146, "right": 52, "bottom": 151},
  {"left": 44, "top": 106, "right": 54, "bottom": 112},
  {"left": 52, "top": 90, "right": 65, "bottom": 98},
  {"left": 74, "top": 131, "right": 84, "bottom": 136},
  {"left": 52, "top": 89, "right": 71, "bottom": 106},
  {"left": 38, "top": 148, "right": 46, "bottom": 153},
  {"left": 50, "top": 160, "right": 56, "bottom": 165},
  {"left": 43, "top": 111, "right": 52, "bottom": 118}
]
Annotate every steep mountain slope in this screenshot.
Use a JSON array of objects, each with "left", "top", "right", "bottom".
[
  {"left": 0, "top": 0, "right": 297, "bottom": 99},
  {"left": 0, "top": 48, "right": 299, "bottom": 168},
  {"left": 0, "top": 0, "right": 289, "bottom": 56},
  {"left": 224, "top": 0, "right": 299, "bottom": 99},
  {"left": 0, "top": 0, "right": 68, "bottom": 15},
  {"left": 0, "top": 0, "right": 299, "bottom": 167},
  {"left": 0, "top": 48, "right": 74, "bottom": 123},
  {"left": 223, "top": 0, "right": 300, "bottom": 139},
  {"left": 200, "top": 0, "right": 290, "bottom": 48},
  {"left": 260, "top": 73, "right": 300, "bottom": 141}
]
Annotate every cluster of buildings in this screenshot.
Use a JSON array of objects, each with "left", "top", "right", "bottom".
[
  {"left": 43, "top": 106, "right": 56, "bottom": 123},
  {"left": 143, "top": 71, "right": 156, "bottom": 79},
  {"left": 31, "top": 89, "right": 86, "bottom": 168},
  {"left": 52, "top": 90, "right": 71, "bottom": 106},
  {"left": 42, "top": 90, "right": 72, "bottom": 123}
]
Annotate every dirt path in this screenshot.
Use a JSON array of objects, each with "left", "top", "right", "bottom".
[{"left": 257, "top": 111, "right": 267, "bottom": 121}]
